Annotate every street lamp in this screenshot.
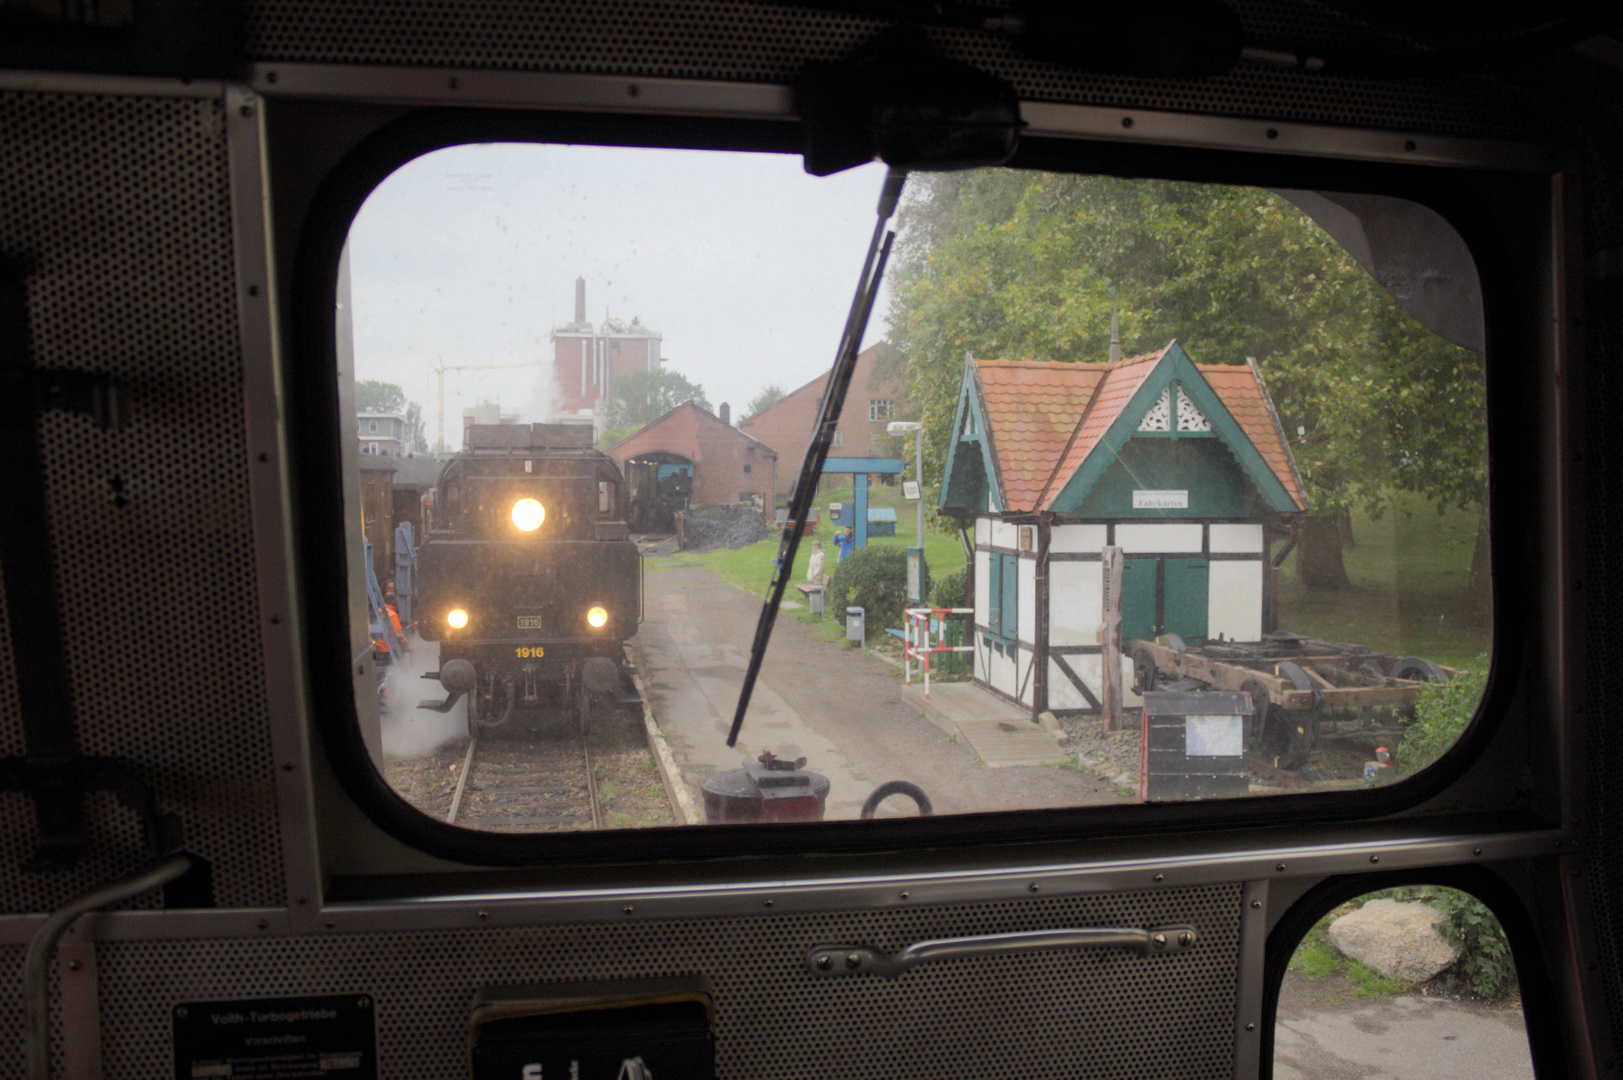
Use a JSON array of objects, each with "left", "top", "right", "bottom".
[{"left": 888, "top": 421, "right": 924, "bottom": 550}]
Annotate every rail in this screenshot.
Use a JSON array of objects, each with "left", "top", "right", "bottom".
[{"left": 903, "top": 607, "right": 974, "bottom": 698}]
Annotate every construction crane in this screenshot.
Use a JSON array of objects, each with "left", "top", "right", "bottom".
[{"left": 430, "top": 360, "right": 548, "bottom": 451}]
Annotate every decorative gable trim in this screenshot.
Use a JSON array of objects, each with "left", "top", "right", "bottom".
[
  {"left": 1047, "top": 342, "right": 1298, "bottom": 514},
  {"left": 939, "top": 357, "right": 1005, "bottom": 513}
]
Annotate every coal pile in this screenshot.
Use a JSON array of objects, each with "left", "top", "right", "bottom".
[{"left": 678, "top": 507, "right": 772, "bottom": 552}]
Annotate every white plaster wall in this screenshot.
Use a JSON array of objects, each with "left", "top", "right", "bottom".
[
  {"left": 1046, "top": 654, "right": 1145, "bottom": 711},
  {"left": 990, "top": 641, "right": 1016, "bottom": 695},
  {"left": 974, "top": 516, "right": 990, "bottom": 546},
  {"left": 974, "top": 630, "right": 989, "bottom": 682},
  {"left": 1048, "top": 561, "right": 1103, "bottom": 646},
  {"left": 1116, "top": 523, "right": 1203, "bottom": 552},
  {"left": 974, "top": 549, "right": 990, "bottom": 625},
  {"left": 1018, "top": 558, "right": 1036, "bottom": 644},
  {"left": 991, "top": 519, "right": 1018, "bottom": 550},
  {"left": 1048, "top": 657, "right": 1089, "bottom": 710},
  {"left": 1209, "top": 523, "right": 1264, "bottom": 553},
  {"left": 1050, "top": 524, "right": 1108, "bottom": 553},
  {"left": 1209, "top": 560, "right": 1264, "bottom": 642},
  {"left": 1018, "top": 647, "right": 1034, "bottom": 705}
]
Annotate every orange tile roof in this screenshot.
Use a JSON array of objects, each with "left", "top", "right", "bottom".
[
  {"left": 971, "top": 344, "right": 1307, "bottom": 513},
  {"left": 974, "top": 360, "right": 1105, "bottom": 512},
  {"left": 1199, "top": 363, "right": 1307, "bottom": 510},
  {"left": 1038, "top": 348, "right": 1167, "bottom": 507}
]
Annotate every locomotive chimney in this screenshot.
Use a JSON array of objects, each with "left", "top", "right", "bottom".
[
  {"left": 719, "top": 402, "right": 730, "bottom": 425},
  {"left": 574, "top": 276, "right": 586, "bottom": 325}
]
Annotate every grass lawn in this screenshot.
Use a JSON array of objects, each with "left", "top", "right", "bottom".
[{"left": 1274, "top": 490, "right": 1491, "bottom": 672}]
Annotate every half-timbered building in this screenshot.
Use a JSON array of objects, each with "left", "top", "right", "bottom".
[{"left": 939, "top": 341, "right": 1308, "bottom": 715}]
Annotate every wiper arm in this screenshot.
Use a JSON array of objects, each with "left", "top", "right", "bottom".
[{"left": 726, "top": 167, "right": 907, "bottom": 748}]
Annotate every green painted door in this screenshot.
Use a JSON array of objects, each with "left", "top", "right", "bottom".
[
  {"left": 1122, "top": 557, "right": 1158, "bottom": 642},
  {"left": 1163, "top": 558, "right": 1209, "bottom": 645},
  {"left": 1000, "top": 553, "right": 1019, "bottom": 641}
]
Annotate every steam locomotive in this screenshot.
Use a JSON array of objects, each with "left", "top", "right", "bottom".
[{"left": 416, "top": 422, "right": 641, "bottom": 735}]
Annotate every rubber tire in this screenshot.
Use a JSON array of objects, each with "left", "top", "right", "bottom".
[
  {"left": 1271, "top": 662, "right": 1317, "bottom": 769},
  {"left": 860, "top": 780, "right": 934, "bottom": 819},
  {"left": 1132, "top": 647, "right": 1158, "bottom": 695},
  {"left": 1392, "top": 656, "right": 1447, "bottom": 683}
]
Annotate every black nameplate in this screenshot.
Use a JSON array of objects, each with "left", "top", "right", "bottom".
[{"left": 173, "top": 994, "right": 376, "bottom": 1080}]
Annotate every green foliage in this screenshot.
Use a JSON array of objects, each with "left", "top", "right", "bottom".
[
  {"left": 885, "top": 172, "right": 1486, "bottom": 545},
  {"left": 929, "top": 569, "right": 966, "bottom": 609},
  {"left": 828, "top": 545, "right": 931, "bottom": 635},
  {"left": 744, "top": 384, "right": 785, "bottom": 420},
  {"left": 355, "top": 379, "right": 407, "bottom": 413},
  {"left": 1385, "top": 885, "right": 1519, "bottom": 1000},
  {"left": 600, "top": 368, "right": 711, "bottom": 431},
  {"left": 403, "top": 401, "right": 427, "bottom": 453},
  {"left": 1396, "top": 659, "right": 1488, "bottom": 776}
]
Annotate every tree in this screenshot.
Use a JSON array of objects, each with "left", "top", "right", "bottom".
[
  {"left": 403, "top": 401, "right": 428, "bottom": 453},
  {"left": 599, "top": 368, "right": 711, "bottom": 431},
  {"left": 744, "top": 384, "right": 785, "bottom": 420},
  {"left": 356, "top": 379, "right": 429, "bottom": 454},
  {"left": 885, "top": 173, "right": 1486, "bottom": 597},
  {"left": 355, "top": 379, "right": 407, "bottom": 414}
]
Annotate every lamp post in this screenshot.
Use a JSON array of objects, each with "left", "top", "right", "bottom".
[{"left": 888, "top": 421, "right": 924, "bottom": 549}]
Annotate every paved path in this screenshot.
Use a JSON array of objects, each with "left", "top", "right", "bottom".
[
  {"left": 911, "top": 681, "right": 1067, "bottom": 767},
  {"left": 1275, "top": 974, "right": 1533, "bottom": 1080},
  {"left": 631, "top": 558, "right": 1124, "bottom": 820}
]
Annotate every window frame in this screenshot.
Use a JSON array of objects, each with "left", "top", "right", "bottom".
[{"left": 287, "top": 106, "right": 1543, "bottom": 871}]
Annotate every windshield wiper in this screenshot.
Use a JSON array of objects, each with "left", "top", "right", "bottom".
[{"left": 726, "top": 167, "right": 907, "bottom": 748}]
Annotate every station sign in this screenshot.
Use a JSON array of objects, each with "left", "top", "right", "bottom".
[{"left": 1132, "top": 490, "right": 1189, "bottom": 509}]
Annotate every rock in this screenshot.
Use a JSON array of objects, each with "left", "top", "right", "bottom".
[
  {"left": 1327, "top": 899, "right": 1460, "bottom": 982},
  {"left": 1038, "top": 711, "right": 1070, "bottom": 743}
]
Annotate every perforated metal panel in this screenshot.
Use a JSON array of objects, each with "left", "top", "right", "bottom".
[
  {"left": 0, "top": 90, "right": 284, "bottom": 912},
  {"left": 243, "top": 0, "right": 1557, "bottom": 139},
  {"left": 92, "top": 885, "right": 1242, "bottom": 1079}
]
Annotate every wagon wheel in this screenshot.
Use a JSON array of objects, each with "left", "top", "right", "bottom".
[
  {"left": 1132, "top": 647, "right": 1158, "bottom": 695},
  {"left": 465, "top": 681, "right": 481, "bottom": 740},
  {"left": 1271, "top": 661, "right": 1319, "bottom": 770},
  {"left": 1240, "top": 678, "right": 1272, "bottom": 745},
  {"left": 1392, "top": 656, "right": 1447, "bottom": 683},
  {"left": 1391, "top": 656, "right": 1447, "bottom": 721}
]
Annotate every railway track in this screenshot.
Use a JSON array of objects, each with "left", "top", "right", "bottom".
[{"left": 446, "top": 719, "right": 603, "bottom": 831}]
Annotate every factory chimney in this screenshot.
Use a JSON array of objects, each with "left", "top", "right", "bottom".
[
  {"left": 719, "top": 402, "right": 730, "bottom": 425},
  {"left": 574, "top": 277, "right": 586, "bottom": 325}
]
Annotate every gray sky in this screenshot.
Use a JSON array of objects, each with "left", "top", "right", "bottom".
[{"left": 347, "top": 143, "right": 894, "bottom": 441}]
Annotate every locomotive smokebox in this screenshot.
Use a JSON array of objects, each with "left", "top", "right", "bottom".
[
  {"left": 440, "top": 658, "right": 478, "bottom": 693},
  {"left": 702, "top": 751, "right": 830, "bottom": 823},
  {"left": 581, "top": 656, "right": 620, "bottom": 694}
]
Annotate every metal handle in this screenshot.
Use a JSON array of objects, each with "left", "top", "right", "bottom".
[{"left": 806, "top": 925, "right": 1197, "bottom": 979}]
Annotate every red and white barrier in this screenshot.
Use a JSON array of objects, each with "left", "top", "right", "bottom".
[{"left": 904, "top": 607, "right": 975, "bottom": 698}]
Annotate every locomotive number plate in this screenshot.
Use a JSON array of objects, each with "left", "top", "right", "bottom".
[
  {"left": 515, "top": 646, "right": 544, "bottom": 659},
  {"left": 516, "top": 615, "right": 543, "bottom": 629}
]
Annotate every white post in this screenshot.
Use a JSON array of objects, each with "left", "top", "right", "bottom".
[
  {"left": 1101, "top": 546, "right": 1124, "bottom": 731},
  {"left": 914, "top": 427, "right": 924, "bottom": 550}
]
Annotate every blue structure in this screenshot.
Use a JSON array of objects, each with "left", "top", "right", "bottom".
[
  {"left": 866, "top": 506, "right": 898, "bottom": 537},
  {"left": 364, "top": 538, "right": 405, "bottom": 660},
  {"left": 820, "top": 457, "right": 905, "bottom": 550},
  {"left": 392, "top": 519, "right": 417, "bottom": 624}
]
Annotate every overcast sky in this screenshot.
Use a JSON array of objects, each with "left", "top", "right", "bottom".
[{"left": 346, "top": 143, "right": 895, "bottom": 443}]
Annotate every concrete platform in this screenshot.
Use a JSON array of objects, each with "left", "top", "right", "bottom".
[{"left": 904, "top": 681, "right": 1066, "bottom": 768}]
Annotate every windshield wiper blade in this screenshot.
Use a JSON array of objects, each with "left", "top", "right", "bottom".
[{"left": 726, "top": 167, "right": 907, "bottom": 748}]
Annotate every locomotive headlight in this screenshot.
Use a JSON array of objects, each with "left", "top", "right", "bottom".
[
  {"left": 586, "top": 605, "right": 608, "bottom": 629},
  {"left": 511, "top": 497, "right": 545, "bottom": 532},
  {"left": 447, "top": 607, "right": 469, "bottom": 630}
]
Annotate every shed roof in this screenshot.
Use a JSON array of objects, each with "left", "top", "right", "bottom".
[{"left": 961, "top": 341, "right": 1306, "bottom": 515}]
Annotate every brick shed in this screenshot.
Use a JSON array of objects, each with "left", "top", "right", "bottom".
[{"left": 608, "top": 402, "right": 778, "bottom": 513}]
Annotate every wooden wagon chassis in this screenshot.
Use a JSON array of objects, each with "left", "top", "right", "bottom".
[{"left": 1127, "top": 635, "right": 1460, "bottom": 767}]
